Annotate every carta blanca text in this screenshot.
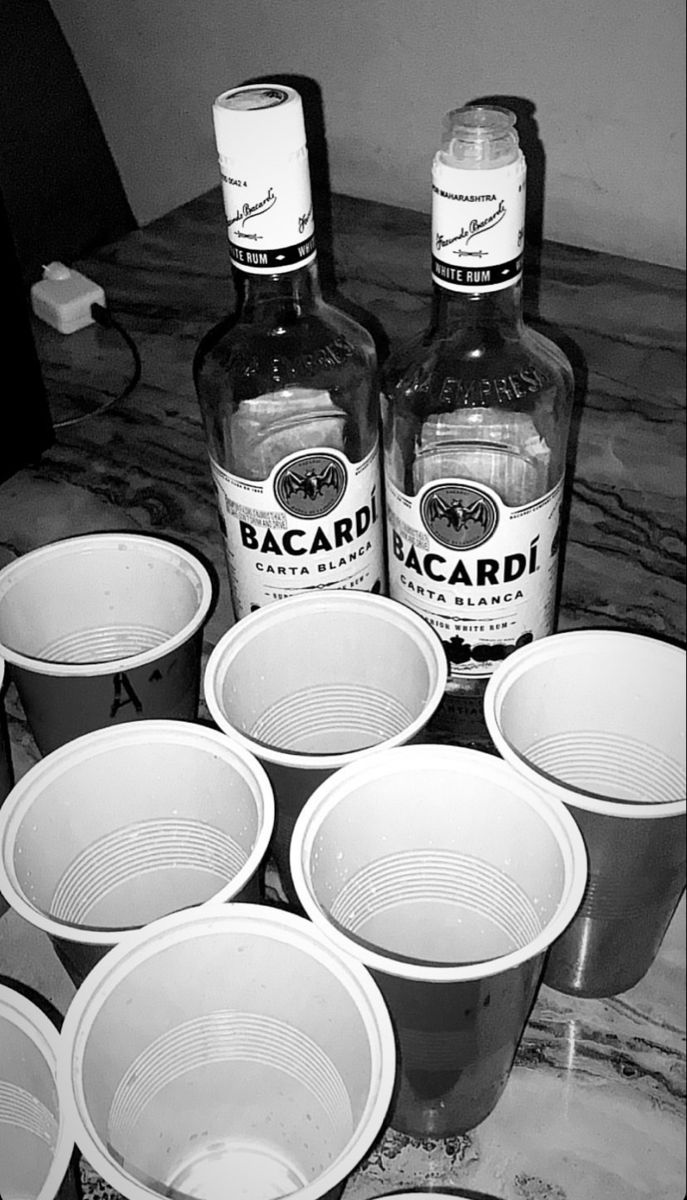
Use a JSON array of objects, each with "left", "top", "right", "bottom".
[
  {"left": 255, "top": 542, "right": 372, "bottom": 574},
  {"left": 400, "top": 576, "right": 524, "bottom": 605}
]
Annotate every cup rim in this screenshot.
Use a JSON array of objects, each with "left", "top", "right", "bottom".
[
  {"left": 0, "top": 720, "right": 275, "bottom": 944},
  {"left": 56, "top": 902, "right": 397, "bottom": 1200},
  {"left": 204, "top": 590, "right": 448, "bottom": 769},
  {"left": 0, "top": 983, "right": 75, "bottom": 1200},
  {"left": 290, "top": 743, "right": 589, "bottom": 983},
  {"left": 483, "top": 629, "right": 687, "bottom": 819},
  {"left": 0, "top": 533, "right": 214, "bottom": 677}
]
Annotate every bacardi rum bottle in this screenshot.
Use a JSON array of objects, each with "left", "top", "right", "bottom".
[
  {"left": 194, "top": 83, "right": 385, "bottom": 618},
  {"left": 382, "top": 105, "right": 574, "bottom": 746}
]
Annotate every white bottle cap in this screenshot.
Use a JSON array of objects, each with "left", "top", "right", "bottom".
[
  {"left": 213, "top": 84, "right": 307, "bottom": 163},
  {"left": 211, "top": 83, "right": 315, "bottom": 273}
]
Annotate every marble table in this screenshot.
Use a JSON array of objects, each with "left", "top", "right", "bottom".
[{"left": 0, "top": 189, "right": 684, "bottom": 1200}]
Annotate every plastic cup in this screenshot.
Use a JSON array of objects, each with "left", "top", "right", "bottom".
[
  {"left": 58, "top": 903, "right": 396, "bottom": 1200},
  {"left": 0, "top": 983, "right": 78, "bottom": 1200},
  {"left": 0, "top": 533, "right": 214, "bottom": 754},
  {"left": 0, "top": 659, "right": 13, "bottom": 918},
  {"left": 484, "top": 629, "right": 687, "bottom": 998},
  {"left": 0, "top": 659, "right": 12, "bottom": 802},
  {"left": 290, "top": 744, "right": 587, "bottom": 1138},
  {"left": 0, "top": 720, "right": 274, "bottom": 987},
  {"left": 204, "top": 590, "right": 447, "bottom": 903}
]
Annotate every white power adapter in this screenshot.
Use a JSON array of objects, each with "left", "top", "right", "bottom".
[{"left": 30, "top": 261, "right": 106, "bottom": 334}]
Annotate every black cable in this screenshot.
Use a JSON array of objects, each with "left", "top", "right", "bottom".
[{"left": 52, "top": 302, "right": 142, "bottom": 430}]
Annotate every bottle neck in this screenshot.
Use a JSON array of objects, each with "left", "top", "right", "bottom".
[
  {"left": 430, "top": 136, "right": 527, "bottom": 338},
  {"left": 235, "top": 258, "right": 323, "bottom": 319},
  {"left": 432, "top": 278, "right": 524, "bottom": 335}
]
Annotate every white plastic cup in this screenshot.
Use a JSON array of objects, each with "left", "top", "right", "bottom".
[
  {"left": 0, "top": 721, "right": 274, "bottom": 987},
  {"left": 0, "top": 533, "right": 214, "bottom": 754},
  {"left": 290, "top": 744, "right": 587, "bottom": 1138},
  {"left": 204, "top": 590, "right": 447, "bottom": 902},
  {"left": 58, "top": 903, "right": 396, "bottom": 1200},
  {"left": 0, "top": 659, "right": 13, "bottom": 918},
  {"left": 484, "top": 629, "right": 687, "bottom": 997},
  {"left": 0, "top": 659, "right": 12, "bottom": 802},
  {"left": 0, "top": 983, "right": 77, "bottom": 1200}
]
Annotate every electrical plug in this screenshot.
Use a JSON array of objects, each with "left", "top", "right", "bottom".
[{"left": 30, "top": 262, "right": 106, "bottom": 334}]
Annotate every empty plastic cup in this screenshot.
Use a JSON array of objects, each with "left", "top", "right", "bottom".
[
  {"left": 484, "top": 629, "right": 686, "bottom": 997},
  {"left": 58, "top": 903, "right": 396, "bottom": 1200},
  {"left": 0, "top": 982, "right": 77, "bottom": 1200},
  {"left": 0, "top": 659, "right": 12, "bottom": 918},
  {"left": 0, "top": 533, "right": 214, "bottom": 754},
  {"left": 290, "top": 743, "right": 587, "bottom": 1138},
  {"left": 204, "top": 590, "right": 447, "bottom": 902},
  {"left": 0, "top": 659, "right": 12, "bottom": 803},
  {"left": 0, "top": 721, "right": 274, "bottom": 987}
]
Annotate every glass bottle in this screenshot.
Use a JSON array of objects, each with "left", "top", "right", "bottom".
[
  {"left": 194, "top": 83, "right": 385, "bottom": 619},
  {"left": 382, "top": 105, "right": 574, "bottom": 746}
]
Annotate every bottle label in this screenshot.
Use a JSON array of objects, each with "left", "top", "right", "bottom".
[
  {"left": 210, "top": 442, "right": 385, "bottom": 617},
  {"left": 431, "top": 155, "right": 526, "bottom": 292},
  {"left": 385, "top": 474, "right": 563, "bottom": 682},
  {"left": 218, "top": 146, "right": 316, "bottom": 273}
]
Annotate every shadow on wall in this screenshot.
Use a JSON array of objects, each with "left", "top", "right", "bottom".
[
  {"left": 468, "top": 94, "right": 546, "bottom": 312},
  {"left": 0, "top": 0, "right": 137, "bottom": 287},
  {"left": 468, "top": 94, "right": 588, "bottom": 633},
  {"left": 237, "top": 71, "right": 391, "bottom": 364}
]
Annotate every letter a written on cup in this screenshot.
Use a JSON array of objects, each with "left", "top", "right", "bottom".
[{"left": 110, "top": 672, "right": 143, "bottom": 718}]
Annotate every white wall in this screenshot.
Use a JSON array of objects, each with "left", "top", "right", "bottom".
[{"left": 51, "top": 0, "right": 685, "bottom": 267}]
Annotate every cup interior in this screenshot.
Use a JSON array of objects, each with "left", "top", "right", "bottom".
[
  {"left": 487, "top": 634, "right": 686, "bottom": 804},
  {"left": 294, "top": 747, "right": 580, "bottom": 973},
  {"left": 1, "top": 725, "right": 272, "bottom": 934},
  {"left": 0, "top": 988, "right": 71, "bottom": 1200},
  {"left": 206, "top": 595, "right": 445, "bottom": 757},
  {"left": 0, "top": 658, "right": 11, "bottom": 807},
  {"left": 63, "top": 909, "right": 393, "bottom": 1200},
  {"left": 0, "top": 536, "right": 210, "bottom": 668}
]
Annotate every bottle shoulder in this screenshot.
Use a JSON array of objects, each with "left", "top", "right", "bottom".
[
  {"left": 193, "top": 291, "right": 381, "bottom": 477},
  {"left": 381, "top": 307, "right": 574, "bottom": 499},
  {"left": 197, "top": 294, "right": 375, "bottom": 358},
  {"left": 382, "top": 313, "right": 573, "bottom": 412},
  {"left": 196, "top": 303, "right": 376, "bottom": 395}
]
